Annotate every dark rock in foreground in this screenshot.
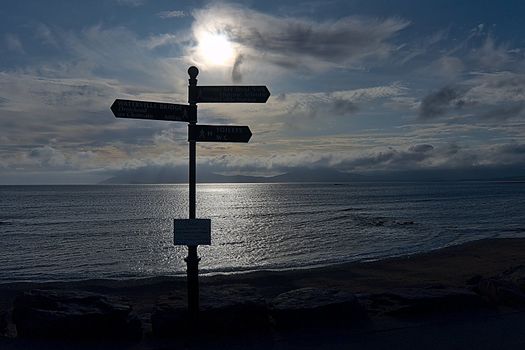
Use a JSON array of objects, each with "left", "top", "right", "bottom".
[
  {"left": 270, "top": 287, "right": 366, "bottom": 329},
  {"left": 363, "top": 286, "right": 488, "bottom": 317},
  {"left": 152, "top": 285, "right": 269, "bottom": 338},
  {"left": 499, "top": 265, "right": 525, "bottom": 292},
  {"left": 12, "top": 289, "right": 142, "bottom": 340},
  {"left": 0, "top": 311, "right": 7, "bottom": 337},
  {"left": 476, "top": 278, "right": 525, "bottom": 307}
]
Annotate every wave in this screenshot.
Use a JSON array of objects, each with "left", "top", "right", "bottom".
[
  {"left": 11, "top": 217, "right": 166, "bottom": 227},
  {"left": 311, "top": 212, "right": 415, "bottom": 227}
]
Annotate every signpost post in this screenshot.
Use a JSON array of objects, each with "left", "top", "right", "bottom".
[
  {"left": 110, "top": 66, "right": 270, "bottom": 318},
  {"left": 186, "top": 66, "right": 199, "bottom": 318}
]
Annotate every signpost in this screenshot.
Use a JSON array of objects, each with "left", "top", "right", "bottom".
[{"left": 110, "top": 66, "right": 270, "bottom": 318}]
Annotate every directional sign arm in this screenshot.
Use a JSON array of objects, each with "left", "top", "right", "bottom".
[
  {"left": 194, "top": 86, "right": 270, "bottom": 103},
  {"left": 188, "top": 124, "right": 252, "bottom": 143},
  {"left": 111, "top": 99, "right": 196, "bottom": 122}
]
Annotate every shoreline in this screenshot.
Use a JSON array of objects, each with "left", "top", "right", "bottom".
[
  {"left": 2, "top": 236, "right": 522, "bottom": 287},
  {"left": 1, "top": 237, "right": 524, "bottom": 294}
]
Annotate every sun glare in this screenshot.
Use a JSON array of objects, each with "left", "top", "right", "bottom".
[{"left": 197, "top": 32, "right": 235, "bottom": 66}]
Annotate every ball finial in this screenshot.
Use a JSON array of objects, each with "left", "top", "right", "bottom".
[{"left": 188, "top": 66, "right": 199, "bottom": 79}]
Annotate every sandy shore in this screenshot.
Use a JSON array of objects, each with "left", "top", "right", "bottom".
[
  {"left": 1, "top": 237, "right": 525, "bottom": 348},
  {"left": 2, "top": 237, "right": 525, "bottom": 311}
]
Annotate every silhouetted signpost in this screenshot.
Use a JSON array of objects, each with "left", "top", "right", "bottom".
[
  {"left": 110, "top": 99, "right": 196, "bottom": 122},
  {"left": 194, "top": 86, "right": 270, "bottom": 103},
  {"left": 110, "top": 66, "right": 270, "bottom": 318},
  {"left": 188, "top": 125, "right": 252, "bottom": 143}
]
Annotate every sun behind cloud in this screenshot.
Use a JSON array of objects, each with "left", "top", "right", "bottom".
[{"left": 195, "top": 32, "right": 235, "bottom": 67}]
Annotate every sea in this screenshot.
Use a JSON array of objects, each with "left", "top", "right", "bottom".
[{"left": 1, "top": 182, "right": 524, "bottom": 282}]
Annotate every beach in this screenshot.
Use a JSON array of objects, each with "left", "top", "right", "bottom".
[{"left": 1, "top": 237, "right": 525, "bottom": 348}]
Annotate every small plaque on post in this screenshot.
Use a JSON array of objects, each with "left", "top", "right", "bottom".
[{"left": 174, "top": 219, "right": 211, "bottom": 246}]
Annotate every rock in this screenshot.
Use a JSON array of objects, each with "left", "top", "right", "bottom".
[
  {"left": 152, "top": 285, "right": 269, "bottom": 338},
  {"left": 499, "top": 265, "right": 525, "bottom": 292},
  {"left": 476, "top": 278, "right": 525, "bottom": 307},
  {"left": 12, "top": 289, "right": 142, "bottom": 340},
  {"left": 270, "top": 287, "right": 365, "bottom": 329},
  {"left": 363, "top": 286, "right": 487, "bottom": 317},
  {"left": 466, "top": 274, "right": 483, "bottom": 285},
  {"left": 0, "top": 311, "right": 7, "bottom": 337},
  {"left": 151, "top": 298, "right": 186, "bottom": 338}
]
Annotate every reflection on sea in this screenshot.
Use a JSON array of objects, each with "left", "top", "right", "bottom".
[{"left": 0, "top": 182, "right": 524, "bottom": 281}]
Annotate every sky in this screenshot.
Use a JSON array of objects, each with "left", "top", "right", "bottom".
[{"left": 1, "top": 0, "right": 525, "bottom": 184}]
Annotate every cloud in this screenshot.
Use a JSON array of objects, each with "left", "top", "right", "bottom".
[
  {"left": 418, "top": 86, "right": 466, "bottom": 119},
  {"left": 337, "top": 144, "right": 437, "bottom": 171},
  {"left": 408, "top": 144, "right": 434, "bottom": 153},
  {"left": 193, "top": 82, "right": 407, "bottom": 134},
  {"left": 98, "top": 141, "right": 525, "bottom": 181},
  {"left": 475, "top": 36, "right": 512, "bottom": 70},
  {"left": 28, "top": 146, "right": 66, "bottom": 168},
  {"left": 157, "top": 10, "right": 186, "bottom": 19},
  {"left": 0, "top": 72, "right": 118, "bottom": 113},
  {"left": 5, "top": 33, "right": 24, "bottom": 53},
  {"left": 418, "top": 72, "right": 525, "bottom": 121},
  {"left": 428, "top": 56, "right": 465, "bottom": 80},
  {"left": 59, "top": 25, "right": 188, "bottom": 90},
  {"left": 321, "top": 142, "right": 524, "bottom": 173},
  {"left": 34, "top": 23, "right": 59, "bottom": 47},
  {"left": 116, "top": 0, "right": 147, "bottom": 6},
  {"left": 231, "top": 54, "right": 244, "bottom": 83},
  {"left": 190, "top": 3, "right": 409, "bottom": 73}
]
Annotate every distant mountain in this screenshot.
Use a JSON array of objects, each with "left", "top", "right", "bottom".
[
  {"left": 100, "top": 167, "right": 366, "bottom": 184},
  {"left": 99, "top": 164, "right": 525, "bottom": 184},
  {"left": 269, "top": 168, "right": 366, "bottom": 182}
]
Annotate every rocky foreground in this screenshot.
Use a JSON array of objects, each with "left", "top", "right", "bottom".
[{"left": 1, "top": 238, "right": 525, "bottom": 349}]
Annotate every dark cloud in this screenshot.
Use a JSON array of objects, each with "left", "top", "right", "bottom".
[
  {"left": 339, "top": 144, "right": 435, "bottom": 170},
  {"left": 194, "top": 4, "right": 409, "bottom": 71},
  {"left": 337, "top": 142, "right": 525, "bottom": 174},
  {"left": 97, "top": 142, "right": 525, "bottom": 183},
  {"left": 418, "top": 73, "right": 525, "bottom": 121},
  {"left": 418, "top": 86, "right": 465, "bottom": 119},
  {"left": 116, "top": 0, "right": 146, "bottom": 7},
  {"left": 5, "top": 141, "right": 525, "bottom": 183},
  {"left": 479, "top": 103, "right": 525, "bottom": 121},
  {"left": 331, "top": 98, "right": 359, "bottom": 115},
  {"left": 493, "top": 143, "right": 525, "bottom": 164},
  {"left": 499, "top": 143, "right": 525, "bottom": 155},
  {"left": 408, "top": 144, "right": 434, "bottom": 153},
  {"left": 235, "top": 17, "right": 408, "bottom": 65},
  {"left": 231, "top": 54, "right": 244, "bottom": 83},
  {"left": 486, "top": 74, "right": 525, "bottom": 89}
]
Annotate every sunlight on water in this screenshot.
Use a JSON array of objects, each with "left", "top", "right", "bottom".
[{"left": 0, "top": 182, "right": 524, "bottom": 281}]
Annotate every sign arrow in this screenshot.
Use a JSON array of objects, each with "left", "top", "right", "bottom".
[
  {"left": 188, "top": 124, "right": 252, "bottom": 143},
  {"left": 111, "top": 99, "right": 196, "bottom": 122},
  {"left": 194, "top": 86, "right": 270, "bottom": 103}
]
